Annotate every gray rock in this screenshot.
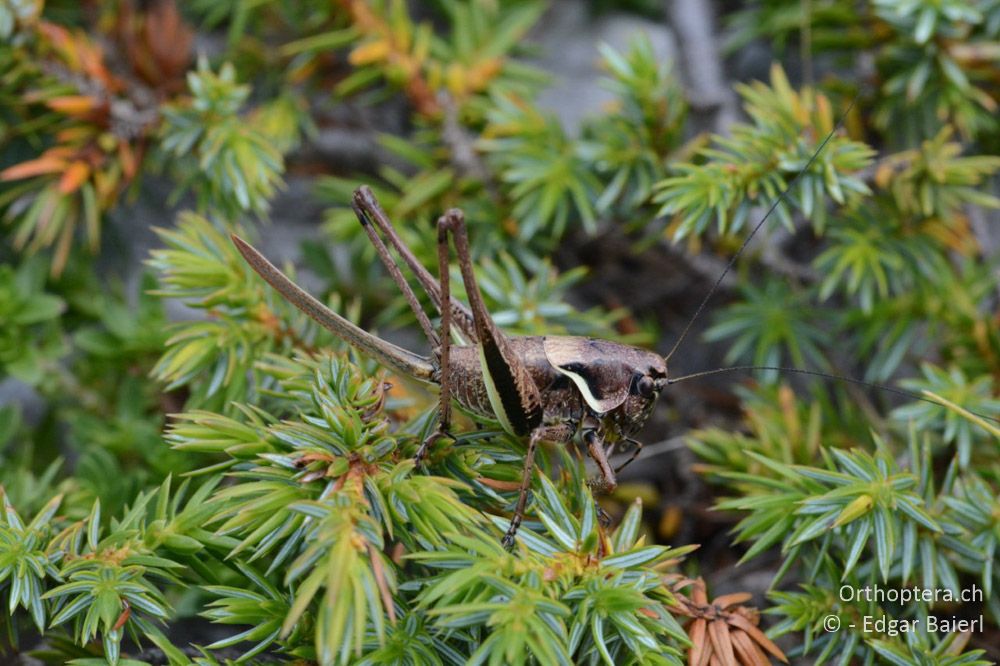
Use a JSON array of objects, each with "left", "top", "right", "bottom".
[
  {"left": 529, "top": 0, "right": 676, "bottom": 135},
  {"left": 0, "top": 378, "right": 44, "bottom": 426}
]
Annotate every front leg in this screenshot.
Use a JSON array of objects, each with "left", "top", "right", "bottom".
[
  {"left": 583, "top": 428, "right": 617, "bottom": 493},
  {"left": 613, "top": 437, "right": 643, "bottom": 475},
  {"left": 583, "top": 428, "right": 617, "bottom": 527}
]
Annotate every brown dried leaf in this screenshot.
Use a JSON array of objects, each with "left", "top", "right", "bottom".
[
  {"left": 689, "top": 617, "right": 709, "bottom": 666},
  {"left": 731, "top": 629, "right": 770, "bottom": 666},
  {"left": 691, "top": 577, "right": 709, "bottom": 605},
  {"left": 637, "top": 607, "right": 658, "bottom": 619},
  {"left": 367, "top": 543, "right": 396, "bottom": 624},
  {"left": 144, "top": 0, "right": 193, "bottom": 81},
  {"left": 38, "top": 21, "right": 74, "bottom": 54},
  {"left": 1, "top": 156, "right": 67, "bottom": 180},
  {"left": 708, "top": 618, "right": 738, "bottom": 666},
  {"left": 712, "top": 592, "right": 753, "bottom": 610},
  {"left": 53, "top": 217, "right": 74, "bottom": 277},
  {"left": 727, "top": 613, "right": 787, "bottom": 663},
  {"left": 58, "top": 161, "right": 90, "bottom": 194},
  {"left": 476, "top": 476, "right": 522, "bottom": 492},
  {"left": 46, "top": 95, "right": 101, "bottom": 116},
  {"left": 118, "top": 142, "right": 138, "bottom": 180},
  {"left": 112, "top": 599, "right": 131, "bottom": 631}
]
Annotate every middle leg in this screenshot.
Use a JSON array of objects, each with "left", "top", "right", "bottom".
[{"left": 502, "top": 423, "right": 574, "bottom": 548}]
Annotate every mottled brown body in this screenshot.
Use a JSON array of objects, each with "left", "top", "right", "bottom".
[
  {"left": 447, "top": 337, "right": 585, "bottom": 432},
  {"left": 446, "top": 336, "right": 666, "bottom": 448},
  {"left": 232, "top": 186, "right": 668, "bottom": 547}
]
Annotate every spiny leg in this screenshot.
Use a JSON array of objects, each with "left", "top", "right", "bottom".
[
  {"left": 231, "top": 235, "right": 435, "bottom": 381},
  {"left": 440, "top": 209, "right": 543, "bottom": 438},
  {"left": 414, "top": 213, "right": 461, "bottom": 463},
  {"left": 583, "top": 429, "right": 617, "bottom": 492},
  {"left": 353, "top": 187, "right": 478, "bottom": 343},
  {"left": 438, "top": 207, "right": 549, "bottom": 547},
  {"left": 352, "top": 200, "right": 439, "bottom": 349},
  {"left": 502, "top": 428, "right": 543, "bottom": 548},
  {"left": 502, "top": 424, "right": 573, "bottom": 548}
]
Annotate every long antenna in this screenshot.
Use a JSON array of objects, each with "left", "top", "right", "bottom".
[
  {"left": 663, "top": 97, "right": 857, "bottom": 363},
  {"left": 667, "top": 365, "right": 1000, "bottom": 427}
]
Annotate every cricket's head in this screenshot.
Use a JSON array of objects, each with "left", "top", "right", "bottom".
[
  {"left": 543, "top": 337, "right": 667, "bottom": 435},
  {"left": 616, "top": 347, "right": 668, "bottom": 436}
]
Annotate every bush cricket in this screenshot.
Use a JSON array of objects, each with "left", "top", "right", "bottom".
[
  {"left": 232, "top": 114, "right": 995, "bottom": 547},
  {"left": 233, "top": 186, "right": 670, "bottom": 546}
]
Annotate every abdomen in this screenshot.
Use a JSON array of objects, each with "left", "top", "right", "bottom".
[{"left": 448, "top": 337, "right": 584, "bottom": 429}]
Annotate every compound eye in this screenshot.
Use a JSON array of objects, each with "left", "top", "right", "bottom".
[{"left": 636, "top": 375, "right": 655, "bottom": 398}]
